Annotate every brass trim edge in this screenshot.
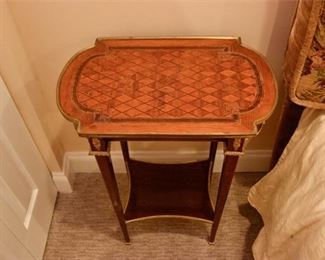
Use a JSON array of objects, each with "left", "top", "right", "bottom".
[
  {"left": 56, "top": 45, "right": 94, "bottom": 124},
  {"left": 125, "top": 214, "right": 213, "bottom": 224},
  {"left": 96, "top": 36, "right": 241, "bottom": 42}
]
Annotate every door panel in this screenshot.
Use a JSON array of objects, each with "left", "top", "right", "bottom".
[
  {"left": 0, "top": 76, "right": 57, "bottom": 259},
  {"left": 0, "top": 221, "right": 34, "bottom": 260},
  {"left": 0, "top": 130, "right": 37, "bottom": 228}
]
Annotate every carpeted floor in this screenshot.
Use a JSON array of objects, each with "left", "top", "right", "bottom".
[{"left": 43, "top": 172, "right": 264, "bottom": 260}]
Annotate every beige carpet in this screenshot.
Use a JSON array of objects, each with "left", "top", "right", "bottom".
[{"left": 44, "top": 172, "right": 264, "bottom": 260}]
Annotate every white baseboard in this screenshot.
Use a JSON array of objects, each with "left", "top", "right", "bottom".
[
  {"left": 51, "top": 153, "right": 75, "bottom": 193},
  {"left": 52, "top": 173, "right": 73, "bottom": 193},
  {"left": 54, "top": 148, "right": 271, "bottom": 193}
]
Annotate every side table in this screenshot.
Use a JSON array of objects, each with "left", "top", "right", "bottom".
[{"left": 57, "top": 38, "right": 277, "bottom": 243}]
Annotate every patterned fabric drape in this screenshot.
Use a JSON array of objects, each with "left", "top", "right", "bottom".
[{"left": 284, "top": 0, "right": 324, "bottom": 109}]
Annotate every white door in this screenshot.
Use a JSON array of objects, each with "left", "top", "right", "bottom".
[{"left": 0, "top": 76, "right": 57, "bottom": 260}]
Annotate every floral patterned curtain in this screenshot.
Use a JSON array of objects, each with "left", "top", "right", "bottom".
[{"left": 284, "top": 0, "right": 324, "bottom": 109}]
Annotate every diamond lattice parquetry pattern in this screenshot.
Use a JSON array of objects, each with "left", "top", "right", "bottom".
[{"left": 75, "top": 48, "right": 261, "bottom": 121}]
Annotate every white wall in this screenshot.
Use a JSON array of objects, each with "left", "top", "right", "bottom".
[
  {"left": 6, "top": 0, "right": 298, "bottom": 165},
  {"left": 0, "top": 0, "right": 61, "bottom": 171}
]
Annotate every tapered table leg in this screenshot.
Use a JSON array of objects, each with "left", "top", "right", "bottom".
[
  {"left": 209, "top": 155, "right": 239, "bottom": 243},
  {"left": 209, "top": 138, "right": 243, "bottom": 243},
  {"left": 208, "top": 141, "right": 218, "bottom": 183},
  {"left": 89, "top": 138, "right": 130, "bottom": 243}
]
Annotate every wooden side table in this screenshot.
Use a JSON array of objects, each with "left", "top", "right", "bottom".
[{"left": 57, "top": 38, "right": 277, "bottom": 243}]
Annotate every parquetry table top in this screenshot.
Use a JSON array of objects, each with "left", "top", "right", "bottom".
[{"left": 57, "top": 38, "right": 277, "bottom": 138}]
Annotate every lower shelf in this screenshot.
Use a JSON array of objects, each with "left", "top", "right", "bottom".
[{"left": 124, "top": 159, "right": 215, "bottom": 222}]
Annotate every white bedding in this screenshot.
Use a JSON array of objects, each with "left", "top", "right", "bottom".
[{"left": 248, "top": 108, "right": 325, "bottom": 260}]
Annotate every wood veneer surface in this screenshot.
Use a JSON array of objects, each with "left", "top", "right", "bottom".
[{"left": 58, "top": 38, "right": 277, "bottom": 138}]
